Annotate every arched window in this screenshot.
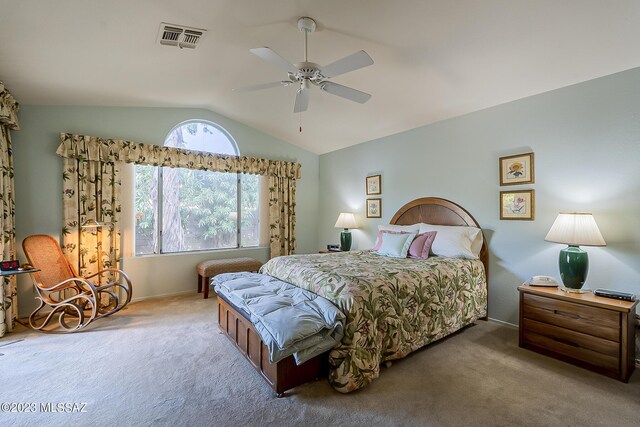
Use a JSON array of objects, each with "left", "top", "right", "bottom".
[{"left": 134, "top": 120, "right": 260, "bottom": 255}]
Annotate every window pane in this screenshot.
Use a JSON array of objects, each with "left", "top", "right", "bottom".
[
  {"left": 133, "top": 120, "right": 261, "bottom": 256},
  {"left": 162, "top": 167, "right": 238, "bottom": 252},
  {"left": 165, "top": 121, "right": 237, "bottom": 154},
  {"left": 134, "top": 164, "right": 158, "bottom": 255},
  {"left": 241, "top": 174, "right": 260, "bottom": 247}
]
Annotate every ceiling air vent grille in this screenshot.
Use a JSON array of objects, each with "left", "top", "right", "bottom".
[{"left": 157, "top": 23, "right": 206, "bottom": 49}]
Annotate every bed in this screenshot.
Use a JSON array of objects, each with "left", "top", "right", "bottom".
[{"left": 259, "top": 197, "right": 488, "bottom": 393}]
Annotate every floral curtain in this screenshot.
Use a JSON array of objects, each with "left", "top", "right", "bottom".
[
  {"left": 57, "top": 133, "right": 301, "bottom": 179},
  {"left": 61, "top": 157, "right": 121, "bottom": 291},
  {"left": 57, "top": 133, "right": 300, "bottom": 259},
  {"left": 268, "top": 176, "right": 297, "bottom": 257},
  {"left": 0, "top": 83, "right": 20, "bottom": 337}
]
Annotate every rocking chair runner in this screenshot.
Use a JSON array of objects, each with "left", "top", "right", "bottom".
[{"left": 22, "top": 234, "right": 132, "bottom": 333}]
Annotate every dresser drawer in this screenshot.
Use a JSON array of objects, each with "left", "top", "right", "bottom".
[
  {"left": 518, "top": 285, "right": 637, "bottom": 382},
  {"left": 522, "top": 318, "right": 619, "bottom": 372},
  {"left": 522, "top": 293, "right": 620, "bottom": 342}
]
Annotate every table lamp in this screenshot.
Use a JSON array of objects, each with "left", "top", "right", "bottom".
[
  {"left": 334, "top": 212, "right": 358, "bottom": 251},
  {"left": 544, "top": 213, "right": 606, "bottom": 293}
]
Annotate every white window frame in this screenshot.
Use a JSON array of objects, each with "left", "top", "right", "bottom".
[{"left": 133, "top": 120, "right": 261, "bottom": 255}]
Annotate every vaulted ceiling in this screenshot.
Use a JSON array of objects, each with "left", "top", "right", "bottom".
[{"left": 1, "top": 0, "right": 639, "bottom": 154}]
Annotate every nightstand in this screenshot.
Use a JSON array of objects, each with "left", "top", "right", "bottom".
[
  {"left": 319, "top": 249, "right": 344, "bottom": 254},
  {"left": 518, "top": 285, "right": 637, "bottom": 382}
]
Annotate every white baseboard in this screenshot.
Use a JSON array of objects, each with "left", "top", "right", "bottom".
[
  {"left": 130, "top": 290, "right": 198, "bottom": 304},
  {"left": 488, "top": 317, "right": 518, "bottom": 329}
]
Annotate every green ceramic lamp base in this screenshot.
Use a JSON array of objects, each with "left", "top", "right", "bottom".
[
  {"left": 559, "top": 245, "right": 589, "bottom": 291},
  {"left": 340, "top": 229, "right": 352, "bottom": 251}
]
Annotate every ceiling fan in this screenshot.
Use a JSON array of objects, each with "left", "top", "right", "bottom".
[{"left": 236, "top": 17, "right": 374, "bottom": 113}]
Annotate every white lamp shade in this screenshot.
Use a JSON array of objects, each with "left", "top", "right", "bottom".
[
  {"left": 335, "top": 212, "right": 358, "bottom": 229},
  {"left": 544, "top": 213, "right": 606, "bottom": 246}
]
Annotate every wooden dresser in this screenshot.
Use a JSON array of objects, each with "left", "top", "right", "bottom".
[{"left": 518, "top": 285, "right": 638, "bottom": 382}]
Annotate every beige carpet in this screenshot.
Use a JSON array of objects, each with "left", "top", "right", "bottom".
[{"left": 2, "top": 293, "right": 639, "bottom": 427}]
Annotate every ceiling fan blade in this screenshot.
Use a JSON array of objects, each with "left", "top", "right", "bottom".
[
  {"left": 321, "top": 50, "right": 374, "bottom": 78},
  {"left": 250, "top": 47, "right": 298, "bottom": 74},
  {"left": 319, "top": 82, "right": 371, "bottom": 104},
  {"left": 233, "top": 81, "right": 291, "bottom": 92},
  {"left": 293, "top": 88, "right": 310, "bottom": 113}
]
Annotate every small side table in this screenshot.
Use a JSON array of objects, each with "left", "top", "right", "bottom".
[
  {"left": 319, "top": 249, "right": 344, "bottom": 254},
  {"left": 0, "top": 267, "right": 39, "bottom": 277},
  {"left": 518, "top": 285, "right": 637, "bottom": 382}
]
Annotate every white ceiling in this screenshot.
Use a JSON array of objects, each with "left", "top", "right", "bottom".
[{"left": 1, "top": 0, "right": 639, "bottom": 154}]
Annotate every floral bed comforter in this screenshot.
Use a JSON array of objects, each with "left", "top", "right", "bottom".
[{"left": 260, "top": 250, "right": 487, "bottom": 393}]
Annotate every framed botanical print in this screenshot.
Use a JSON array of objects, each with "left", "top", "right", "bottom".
[
  {"left": 500, "top": 190, "right": 535, "bottom": 220},
  {"left": 366, "top": 175, "right": 382, "bottom": 195},
  {"left": 366, "top": 198, "right": 382, "bottom": 218},
  {"left": 499, "top": 152, "right": 534, "bottom": 186}
]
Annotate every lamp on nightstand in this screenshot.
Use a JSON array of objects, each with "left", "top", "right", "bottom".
[
  {"left": 544, "top": 213, "right": 606, "bottom": 293},
  {"left": 334, "top": 212, "right": 358, "bottom": 251}
]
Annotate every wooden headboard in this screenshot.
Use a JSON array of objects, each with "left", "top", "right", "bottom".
[{"left": 390, "top": 197, "right": 489, "bottom": 287}]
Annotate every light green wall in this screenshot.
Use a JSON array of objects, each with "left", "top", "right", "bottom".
[
  {"left": 12, "top": 106, "right": 319, "bottom": 315},
  {"left": 319, "top": 67, "right": 640, "bottom": 325},
  {"left": 12, "top": 69, "right": 640, "bottom": 325}
]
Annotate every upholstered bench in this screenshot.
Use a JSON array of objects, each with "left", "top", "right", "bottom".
[{"left": 196, "top": 257, "right": 263, "bottom": 299}]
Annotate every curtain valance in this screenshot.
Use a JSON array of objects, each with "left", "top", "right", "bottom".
[
  {"left": 56, "top": 133, "right": 302, "bottom": 179},
  {"left": 0, "top": 83, "right": 20, "bottom": 130}
]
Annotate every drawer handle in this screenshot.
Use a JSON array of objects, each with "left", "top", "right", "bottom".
[
  {"left": 553, "top": 309, "right": 580, "bottom": 320},
  {"left": 552, "top": 336, "right": 580, "bottom": 348}
]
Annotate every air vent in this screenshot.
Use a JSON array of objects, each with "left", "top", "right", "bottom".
[{"left": 157, "top": 22, "right": 206, "bottom": 49}]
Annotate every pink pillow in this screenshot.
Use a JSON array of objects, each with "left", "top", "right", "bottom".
[
  {"left": 371, "top": 230, "right": 407, "bottom": 251},
  {"left": 408, "top": 231, "right": 437, "bottom": 259}
]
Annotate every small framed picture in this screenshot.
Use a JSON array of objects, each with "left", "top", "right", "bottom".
[
  {"left": 499, "top": 152, "right": 534, "bottom": 186},
  {"left": 366, "top": 175, "right": 382, "bottom": 195},
  {"left": 366, "top": 198, "right": 382, "bottom": 218},
  {"left": 500, "top": 190, "right": 535, "bottom": 220}
]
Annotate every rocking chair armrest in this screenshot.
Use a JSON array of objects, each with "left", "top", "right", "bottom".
[
  {"left": 84, "top": 268, "right": 132, "bottom": 285},
  {"left": 39, "top": 277, "right": 98, "bottom": 293}
]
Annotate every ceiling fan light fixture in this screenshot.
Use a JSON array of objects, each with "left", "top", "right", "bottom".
[{"left": 237, "top": 16, "right": 374, "bottom": 114}]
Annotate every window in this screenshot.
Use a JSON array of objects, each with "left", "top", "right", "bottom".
[{"left": 134, "top": 121, "right": 260, "bottom": 255}]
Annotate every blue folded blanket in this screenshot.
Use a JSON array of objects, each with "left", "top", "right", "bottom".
[{"left": 213, "top": 272, "right": 345, "bottom": 365}]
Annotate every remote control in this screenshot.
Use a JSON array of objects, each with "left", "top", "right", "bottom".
[{"left": 593, "top": 288, "right": 636, "bottom": 302}]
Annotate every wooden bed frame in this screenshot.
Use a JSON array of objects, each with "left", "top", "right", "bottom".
[
  {"left": 216, "top": 197, "right": 488, "bottom": 396},
  {"left": 390, "top": 197, "right": 489, "bottom": 311}
]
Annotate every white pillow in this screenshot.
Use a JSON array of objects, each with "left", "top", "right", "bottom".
[
  {"left": 378, "top": 224, "right": 420, "bottom": 233},
  {"left": 372, "top": 224, "right": 419, "bottom": 249},
  {"left": 376, "top": 233, "right": 416, "bottom": 258},
  {"left": 418, "top": 223, "right": 483, "bottom": 259}
]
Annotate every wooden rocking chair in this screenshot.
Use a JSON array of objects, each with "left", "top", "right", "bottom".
[{"left": 22, "top": 234, "right": 132, "bottom": 333}]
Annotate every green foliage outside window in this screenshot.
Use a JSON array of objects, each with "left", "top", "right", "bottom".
[{"left": 134, "top": 121, "right": 259, "bottom": 255}]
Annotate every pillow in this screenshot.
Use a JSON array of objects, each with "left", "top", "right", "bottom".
[
  {"left": 371, "top": 230, "right": 407, "bottom": 251},
  {"left": 375, "top": 233, "right": 416, "bottom": 258},
  {"left": 379, "top": 224, "right": 420, "bottom": 234},
  {"left": 418, "top": 224, "right": 483, "bottom": 259},
  {"left": 408, "top": 231, "right": 437, "bottom": 259},
  {"left": 371, "top": 224, "right": 420, "bottom": 250}
]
